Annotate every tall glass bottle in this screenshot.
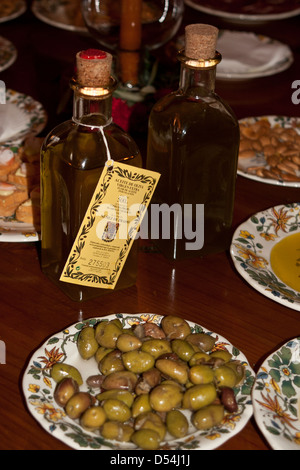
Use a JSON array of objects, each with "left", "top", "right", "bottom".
[
  {"left": 146, "top": 24, "right": 240, "bottom": 260},
  {"left": 41, "top": 49, "right": 142, "bottom": 301}
]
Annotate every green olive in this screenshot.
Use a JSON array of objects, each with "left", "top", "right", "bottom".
[
  {"left": 134, "top": 411, "right": 166, "bottom": 441},
  {"left": 77, "top": 326, "right": 99, "bottom": 360},
  {"left": 226, "top": 361, "right": 245, "bottom": 385},
  {"left": 166, "top": 410, "right": 189, "bottom": 438},
  {"left": 95, "top": 321, "right": 122, "bottom": 348},
  {"left": 94, "top": 346, "right": 114, "bottom": 363},
  {"left": 189, "top": 351, "right": 210, "bottom": 366},
  {"left": 214, "top": 365, "right": 238, "bottom": 388},
  {"left": 155, "top": 358, "right": 189, "bottom": 385},
  {"left": 141, "top": 339, "right": 172, "bottom": 359},
  {"left": 122, "top": 350, "right": 155, "bottom": 374},
  {"left": 99, "top": 350, "right": 125, "bottom": 375},
  {"left": 210, "top": 350, "right": 232, "bottom": 362},
  {"left": 51, "top": 363, "right": 83, "bottom": 386},
  {"left": 65, "top": 392, "right": 93, "bottom": 419},
  {"left": 186, "top": 333, "right": 216, "bottom": 352},
  {"left": 149, "top": 383, "right": 183, "bottom": 412},
  {"left": 189, "top": 364, "right": 215, "bottom": 385},
  {"left": 192, "top": 404, "right": 225, "bottom": 430},
  {"left": 101, "top": 421, "right": 134, "bottom": 442},
  {"left": 171, "top": 339, "right": 195, "bottom": 362},
  {"left": 131, "top": 429, "right": 161, "bottom": 450},
  {"left": 116, "top": 333, "right": 142, "bottom": 352},
  {"left": 97, "top": 389, "right": 135, "bottom": 408},
  {"left": 132, "top": 394, "right": 151, "bottom": 418},
  {"left": 161, "top": 316, "right": 191, "bottom": 339},
  {"left": 54, "top": 377, "right": 79, "bottom": 407},
  {"left": 80, "top": 405, "right": 106, "bottom": 430},
  {"left": 182, "top": 383, "right": 217, "bottom": 410},
  {"left": 102, "top": 398, "right": 131, "bottom": 422}
]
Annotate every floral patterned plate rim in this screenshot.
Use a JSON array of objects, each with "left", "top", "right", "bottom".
[
  {"left": 0, "top": 36, "right": 17, "bottom": 73},
  {"left": 237, "top": 116, "right": 300, "bottom": 187},
  {"left": 252, "top": 337, "right": 300, "bottom": 449},
  {"left": 22, "top": 313, "right": 255, "bottom": 451},
  {"left": 0, "top": 89, "right": 47, "bottom": 144},
  {"left": 0, "top": 0, "right": 26, "bottom": 24},
  {"left": 230, "top": 203, "right": 300, "bottom": 311}
]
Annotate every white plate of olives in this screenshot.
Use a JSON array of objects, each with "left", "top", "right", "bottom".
[{"left": 22, "top": 313, "right": 255, "bottom": 450}]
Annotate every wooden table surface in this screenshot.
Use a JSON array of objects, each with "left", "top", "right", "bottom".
[{"left": 1, "top": 1, "right": 300, "bottom": 451}]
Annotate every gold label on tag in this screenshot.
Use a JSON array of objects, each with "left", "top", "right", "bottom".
[{"left": 60, "top": 161, "right": 160, "bottom": 289}]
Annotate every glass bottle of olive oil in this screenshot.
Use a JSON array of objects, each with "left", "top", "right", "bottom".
[
  {"left": 146, "top": 24, "right": 240, "bottom": 260},
  {"left": 41, "top": 49, "right": 142, "bottom": 301}
]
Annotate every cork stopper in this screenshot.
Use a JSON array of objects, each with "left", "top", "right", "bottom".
[
  {"left": 185, "top": 24, "right": 219, "bottom": 60},
  {"left": 76, "top": 49, "right": 112, "bottom": 87}
]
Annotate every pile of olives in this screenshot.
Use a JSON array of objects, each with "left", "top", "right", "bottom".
[{"left": 51, "top": 315, "right": 245, "bottom": 450}]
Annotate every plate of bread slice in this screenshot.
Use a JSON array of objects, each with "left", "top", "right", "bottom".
[{"left": 0, "top": 137, "right": 43, "bottom": 242}]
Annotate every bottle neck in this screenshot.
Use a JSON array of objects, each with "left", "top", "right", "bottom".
[
  {"left": 178, "top": 51, "right": 221, "bottom": 95},
  {"left": 71, "top": 77, "right": 117, "bottom": 127}
]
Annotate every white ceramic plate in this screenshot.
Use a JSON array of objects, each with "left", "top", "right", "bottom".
[
  {"left": 0, "top": 223, "right": 39, "bottom": 242},
  {"left": 237, "top": 116, "right": 300, "bottom": 187},
  {"left": 184, "top": 0, "right": 300, "bottom": 23},
  {"left": 0, "top": 36, "right": 17, "bottom": 73},
  {"left": 0, "top": 0, "right": 26, "bottom": 24},
  {"left": 230, "top": 203, "right": 300, "bottom": 311},
  {"left": 0, "top": 89, "right": 47, "bottom": 144},
  {"left": 32, "top": 0, "right": 87, "bottom": 33},
  {"left": 252, "top": 337, "right": 300, "bottom": 450},
  {"left": 22, "top": 313, "right": 255, "bottom": 451},
  {"left": 217, "top": 32, "right": 293, "bottom": 80}
]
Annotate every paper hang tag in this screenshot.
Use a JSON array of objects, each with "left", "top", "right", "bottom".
[{"left": 60, "top": 161, "right": 160, "bottom": 289}]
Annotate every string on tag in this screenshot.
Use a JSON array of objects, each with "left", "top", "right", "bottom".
[{"left": 98, "top": 125, "right": 114, "bottom": 168}]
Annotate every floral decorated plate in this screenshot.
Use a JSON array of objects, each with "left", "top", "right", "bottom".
[
  {"left": 22, "top": 313, "right": 255, "bottom": 450},
  {"left": 0, "top": 89, "right": 47, "bottom": 144},
  {"left": 230, "top": 203, "right": 300, "bottom": 311},
  {"left": 252, "top": 337, "right": 300, "bottom": 449},
  {"left": 0, "top": 36, "right": 17, "bottom": 73}
]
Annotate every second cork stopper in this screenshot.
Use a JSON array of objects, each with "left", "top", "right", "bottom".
[
  {"left": 76, "top": 49, "right": 113, "bottom": 87},
  {"left": 185, "top": 24, "right": 219, "bottom": 60}
]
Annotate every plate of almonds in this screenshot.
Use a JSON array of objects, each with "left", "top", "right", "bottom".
[{"left": 237, "top": 116, "right": 300, "bottom": 187}]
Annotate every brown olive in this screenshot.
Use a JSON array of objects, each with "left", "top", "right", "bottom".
[
  {"left": 65, "top": 392, "right": 93, "bottom": 419},
  {"left": 54, "top": 377, "right": 79, "bottom": 407},
  {"left": 220, "top": 387, "right": 238, "bottom": 413},
  {"left": 186, "top": 333, "right": 216, "bottom": 352},
  {"left": 101, "top": 370, "right": 138, "bottom": 391},
  {"left": 161, "top": 316, "right": 191, "bottom": 339},
  {"left": 135, "top": 368, "right": 161, "bottom": 395}
]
